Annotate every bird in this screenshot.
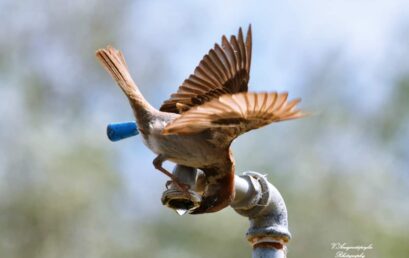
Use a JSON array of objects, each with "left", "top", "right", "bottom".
[{"left": 96, "top": 25, "right": 304, "bottom": 214}]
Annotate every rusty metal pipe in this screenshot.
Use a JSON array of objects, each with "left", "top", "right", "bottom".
[
  {"left": 231, "top": 172, "right": 291, "bottom": 258},
  {"left": 162, "top": 167, "right": 291, "bottom": 257}
]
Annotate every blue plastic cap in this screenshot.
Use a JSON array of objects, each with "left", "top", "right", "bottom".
[{"left": 107, "top": 122, "right": 139, "bottom": 142}]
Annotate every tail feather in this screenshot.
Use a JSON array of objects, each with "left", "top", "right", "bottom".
[{"left": 96, "top": 46, "right": 155, "bottom": 125}]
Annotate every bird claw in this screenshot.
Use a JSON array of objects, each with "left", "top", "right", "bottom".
[
  {"left": 165, "top": 180, "right": 173, "bottom": 189},
  {"left": 166, "top": 180, "right": 191, "bottom": 196}
]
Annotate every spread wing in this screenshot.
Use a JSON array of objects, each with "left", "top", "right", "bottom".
[
  {"left": 162, "top": 92, "right": 304, "bottom": 143},
  {"left": 160, "top": 26, "right": 252, "bottom": 114}
]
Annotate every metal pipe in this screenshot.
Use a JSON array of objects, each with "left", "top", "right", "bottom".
[
  {"left": 161, "top": 165, "right": 202, "bottom": 215},
  {"left": 161, "top": 167, "right": 291, "bottom": 257},
  {"left": 231, "top": 172, "right": 291, "bottom": 258},
  {"left": 251, "top": 246, "right": 286, "bottom": 258}
]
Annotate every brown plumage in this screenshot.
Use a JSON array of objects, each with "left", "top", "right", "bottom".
[
  {"left": 160, "top": 27, "right": 251, "bottom": 113},
  {"left": 96, "top": 26, "right": 304, "bottom": 214}
]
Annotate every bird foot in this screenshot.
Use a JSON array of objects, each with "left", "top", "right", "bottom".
[{"left": 166, "top": 180, "right": 191, "bottom": 196}]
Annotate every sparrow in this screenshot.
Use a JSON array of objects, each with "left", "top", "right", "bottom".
[{"left": 96, "top": 26, "right": 304, "bottom": 214}]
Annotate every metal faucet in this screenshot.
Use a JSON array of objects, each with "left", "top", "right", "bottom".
[{"left": 162, "top": 165, "right": 291, "bottom": 258}]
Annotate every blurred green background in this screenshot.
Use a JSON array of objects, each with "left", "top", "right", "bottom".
[{"left": 1, "top": 0, "right": 409, "bottom": 257}]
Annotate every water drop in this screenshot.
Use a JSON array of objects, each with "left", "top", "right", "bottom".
[{"left": 175, "top": 209, "right": 188, "bottom": 216}]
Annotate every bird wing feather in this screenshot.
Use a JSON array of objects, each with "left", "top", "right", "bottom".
[
  {"left": 160, "top": 26, "right": 252, "bottom": 114},
  {"left": 162, "top": 92, "right": 305, "bottom": 144}
]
